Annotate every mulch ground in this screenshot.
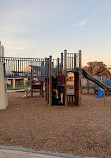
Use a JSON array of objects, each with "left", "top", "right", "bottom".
[{"left": 0, "top": 92, "right": 111, "bottom": 158}]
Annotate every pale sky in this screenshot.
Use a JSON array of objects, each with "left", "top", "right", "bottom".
[{"left": 0, "top": 0, "right": 111, "bottom": 66}]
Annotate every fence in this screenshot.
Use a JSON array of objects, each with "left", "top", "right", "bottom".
[{"left": 81, "top": 77, "right": 111, "bottom": 95}]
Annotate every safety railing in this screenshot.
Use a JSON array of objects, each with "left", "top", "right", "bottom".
[{"left": 1, "top": 57, "right": 49, "bottom": 78}]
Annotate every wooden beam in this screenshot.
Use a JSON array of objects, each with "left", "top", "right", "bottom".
[
  {"left": 64, "top": 50, "right": 67, "bottom": 105},
  {"left": 74, "top": 72, "right": 79, "bottom": 105},
  {"left": 79, "top": 50, "right": 82, "bottom": 105},
  {"left": 57, "top": 58, "right": 59, "bottom": 74},
  {"left": 30, "top": 78, "right": 33, "bottom": 98},
  {"left": 74, "top": 54, "right": 76, "bottom": 69},
  {"left": 49, "top": 56, "right": 52, "bottom": 106},
  {"left": 61, "top": 53, "right": 63, "bottom": 71},
  {"left": 45, "top": 78, "right": 47, "bottom": 101}
]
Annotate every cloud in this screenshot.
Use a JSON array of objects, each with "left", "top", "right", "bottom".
[{"left": 76, "top": 20, "right": 87, "bottom": 27}]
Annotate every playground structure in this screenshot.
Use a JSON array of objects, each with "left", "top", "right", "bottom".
[
  {"left": 0, "top": 41, "right": 82, "bottom": 107},
  {"left": 45, "top": 50, "right": 82, "bottom": 106},
  {"left": 0, "top": 40, "right": 111, "bottom": 109}
]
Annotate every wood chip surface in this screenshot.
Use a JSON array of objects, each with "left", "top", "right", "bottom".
[{"left": 0, "top": 92, "right": 111, "bottom": 158}]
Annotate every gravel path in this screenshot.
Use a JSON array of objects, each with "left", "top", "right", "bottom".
[{"left": 0, "top": 92, "right": 111, "bottom": 158}]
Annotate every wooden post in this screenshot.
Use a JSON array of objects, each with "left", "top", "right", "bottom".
[
  {"left": 57, "top": 58, "right": 59, "bottom": 74},
  {"left": 45, "top": 58, "right": 48, "bottom": 101},
  {"left": 30, "top": 78, "right": 33, "bottom": 97},
  {"left": 30, "top": 65, "right": 33, "bottom": 97},
  {"left": 74, "top": 54, "right": 76, "bottom": 69},
  {"left": 40, "top": 79, "right": 42, "bottom": 96},
  {"left": 40, "top": 80, "right": 44, "bottom": 97},
  {"left": 12, "top": 78, "right": 15, "bottom": 89},
  {"left": 45, "top": 78, "right": 47, "bottom": 101},
  {"left": 47, "top": 78, "right": 49, "bottom": 104},
  {"left": 61, "top": 53, "right": 63, "bottom": 71},
  {"left": 49, "top": 56, "right": 52, "bottom": 106},
  {"left": 78, "top": 50, "right": 82, "bottom": 105},
  {"left": 46, "top": 58, "right": 49, "bottom": 104},
  {"left": 64, "top": 50, "right": 67, "bottom": 105},
  {"left": 52, "top": 61, "right": 54, "bottom": 73},
  {"left": 74, "top": 72, "right": 79, "bottom": 105},
  {"left": 87, "top": 79, "right": 89, "bottom": 94}
]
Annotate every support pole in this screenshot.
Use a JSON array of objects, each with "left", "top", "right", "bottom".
[
  {"left": 87, "top": 79, "right": 89, "bottom": 94},
  {"left": 49, "top": 56, "right": 52, "bottom": 106},
  {"left": 24, "top": 78, "right": 28, "bottom": 97},
  {"left": 79, "top": 50, "right": 82, "bottom": 105},
  {"left": 61, "top": 53, "right": 63, "bottom": 71},
  {"left": 45, "top": 58, "right": 48, "bottom": 101},
  {"left": 30, "top": 78, "right": 33, "bottom": 97},
  {"left": 30, "top": 67, "right": 33, "bottom": 98},
  {"left": 74, "top": 54, "right": 76, "bottom": 69},
  {"left": 47, "top": 78, "right": 49, "bottom": 104},
  {"left": 40, "top": 80, "right": 44, "bottom": 97},
  {"left": 64, "top": 50, "right": 67, "bottom": 105},
  {"left": 74, "top": 72, "right": 79, "bottom": 105},
  {"left": 74, "top": 53, "right": 76, "bottom": 103},
  {"left": 45, "top": 78, "right": 47, "bottom": 101},
  {"left": 52, "top": 61, "right": 54, "bottom": 74},
  {"left": 57, "top": 58, "right": 59, "bottom": 74},
  {"left": 47, "top": 58, "right": 49, "bottom": 104},
  {"left": 12, "top": 78, "right": 15, "bottom": 89}
]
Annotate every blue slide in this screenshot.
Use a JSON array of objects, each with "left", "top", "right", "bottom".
[{"left": 96, "top": 89, "right": 104, "bottom": 98}]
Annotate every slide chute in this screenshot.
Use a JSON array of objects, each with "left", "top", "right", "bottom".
[{"left": 82, "top": 69, "right": 111, "bottom": 92}]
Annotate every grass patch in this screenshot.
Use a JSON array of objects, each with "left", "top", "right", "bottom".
[{"left": 7, "top": 86, "right": 24, "bottom": 90}]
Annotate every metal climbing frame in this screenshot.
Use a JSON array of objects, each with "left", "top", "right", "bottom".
[
  {"left": 66, "top": 52, "right": 80, "bottom": 71},
  {"left": 50, "top": 51, "right": 80, "bottom": 75}
]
